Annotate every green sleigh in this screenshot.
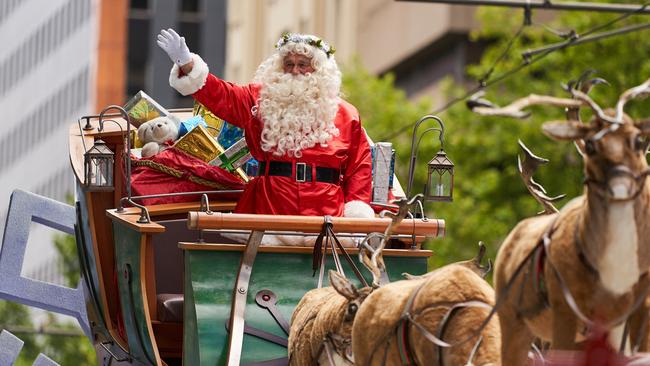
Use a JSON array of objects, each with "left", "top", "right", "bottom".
[{"left": 0, "top": 106, "right": 443, "bottom": 365}]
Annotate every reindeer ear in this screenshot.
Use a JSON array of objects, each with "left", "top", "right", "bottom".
[
  {"left": 542, "top": 120, "right": 590, "bottom": 141},
  {"left": 329, "top": 270, "right": 359, "bottom": 301}
]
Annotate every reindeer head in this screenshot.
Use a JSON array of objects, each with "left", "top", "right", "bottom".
[
  {"left": 330, "top": 270, "right": 373, "bottom": 323},
  {"left": 471, "top": 78, "right": 650, "bottom": 201},
  {"left": 543, "top": 111, "right": 650, "bottom": 201},
  {"left": 325, "top": 270, "right": 373, "bottom": 363}
]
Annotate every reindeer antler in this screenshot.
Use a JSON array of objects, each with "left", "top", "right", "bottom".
[
  {"left": 616, "top": 78, "right": 650, "bottom": 121},
  {"left": 565, "top": 88, "right": 619, "bottom": 125},
  {"left": 518, "top": 140, "right": 566, "bottom": 215},
  {"left": 358, "top": 195, "right": 423, "bottom": 287},
  {"left": 469, "top": 76, "right": 619, "bottom": 125},
  {"left": 472, "top": 241, "right": 493, "bottom": 278},
  {"left": 565, "top": 70, "right": 609, "bottom": 122},
  {"left": 469, "top": 91, "right": 582, "bottom": 119}
]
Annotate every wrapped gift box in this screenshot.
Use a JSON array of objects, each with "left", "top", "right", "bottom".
[
  {"left": 372, "top": 142, "right": 393, "bottom": 203},
  {"left": 179, "top": 115, "right": 207, "bottom": 138},
  {"left": 210, "top": 138, "right": 251, "bottom": 182},
  {"left": 193, "top": 101, "right": 224, "bottom": 135},
  {"left": 124, "top": 91, "right": 179, "bottom": 127},
  {"left": 173, "top": 124, "right": 223, "bottom": 163}
]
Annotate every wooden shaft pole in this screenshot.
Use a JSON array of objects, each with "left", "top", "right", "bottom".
[{"left": 187, "top": 212, "right": 445, "bottom": 238}]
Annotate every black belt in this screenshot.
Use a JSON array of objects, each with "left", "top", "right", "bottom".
[{"left": 257, "top": 161, "right": 341, "bottom": 184}]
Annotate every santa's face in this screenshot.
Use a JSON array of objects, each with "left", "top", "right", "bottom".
[
  {"left": 253, "top": 47, "right": 341, "bottom": 158},
  {"left": 282, "top": 54, "right": 315, "bottom": 75}
]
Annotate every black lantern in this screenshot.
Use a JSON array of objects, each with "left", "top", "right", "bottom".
[
  {"left": 425, "top": 149, "right": 454, "bottom": 201},
  {"left": 84, "top": 139, "right": 114, "bottom": 191}
]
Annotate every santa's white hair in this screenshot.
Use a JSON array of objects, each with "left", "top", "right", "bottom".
[{"left": 253, "top": 34, "right": 341, "bottom": 157}]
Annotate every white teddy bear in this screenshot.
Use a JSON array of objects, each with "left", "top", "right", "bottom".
[{"left": 137, "top": 116, "right": 179, "bottom": 158}]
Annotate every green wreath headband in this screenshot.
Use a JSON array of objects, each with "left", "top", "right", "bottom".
[{"left": 276, "top": 33, "right": 336, "bottom": 58}]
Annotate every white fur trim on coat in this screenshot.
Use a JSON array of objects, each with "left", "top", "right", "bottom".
[
  {"left": 169, "top": 53, "right": 209, "bottom": 96},
  {"left": 344, "top": 200, "right": 375, "bottom": 218}
]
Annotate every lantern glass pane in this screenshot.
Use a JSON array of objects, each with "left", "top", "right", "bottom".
[
  {"left": 89, "top": 157, "right": 113, "bottom": 187},
  {"left": 430, "top": 169, "right": 452, "bottom": 198}
]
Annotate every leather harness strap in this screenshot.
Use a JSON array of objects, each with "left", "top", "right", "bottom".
[
  {"left": 393, "top": 272, "right": 494, "bottom": 366},
  {"left": 312, "top": 216, "right": 369, "bottom": 288}
]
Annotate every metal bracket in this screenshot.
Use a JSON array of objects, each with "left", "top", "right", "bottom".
[
  {"left": 226, "top": 230, "right": 265, "bottom": 366},
  {"left": 224, "top": 319, "right": 288, "bottom": 347},
  {"left": 255, "top": 290, "right": 291, "bottom": 336}
]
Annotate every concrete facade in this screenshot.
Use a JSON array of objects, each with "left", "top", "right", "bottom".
[
  {"left": 0, "top": 0, "right": 98, "bottom": 273},
  {"left": 224, "top": 0, "right": 479, "bottom": 105}
]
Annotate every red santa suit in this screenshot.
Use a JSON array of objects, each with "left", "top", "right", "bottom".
[{"left": 170, "top": 54, "right": 373, "bottom": 217}]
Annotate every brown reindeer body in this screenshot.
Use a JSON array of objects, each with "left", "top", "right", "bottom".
[
  {"left": 491, "top": 103, "right": 650, "bottom": 365},
  {"left": 352, "top": 264, "right": 501, "bottom": 366}
]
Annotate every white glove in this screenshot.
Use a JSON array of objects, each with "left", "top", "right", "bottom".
[{"left": 156, "top": 28, "right": 192, "bottom": 66}]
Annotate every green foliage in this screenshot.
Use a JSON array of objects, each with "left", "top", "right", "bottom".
[
  {"left": 341, "top": 57, "right": 434, "bottom": 200},
  {"left": 344, "top": 3, "right": 650, "bottom": 272},
  {"left": 38, "top": 314, "right": 96, "bottom": 366},
  {"left": 53, "top": 231, "right": 80, "bottom": 287},
  {"left": 0, "top": 301, "right": 39, "bottom": 366},
  {"left": 433, "top": 3, "right": 650, "bottom": 269}
]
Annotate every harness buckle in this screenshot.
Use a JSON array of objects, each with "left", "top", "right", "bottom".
[{"left": 296, "top": 162, "right": 307, "bottom": 182}]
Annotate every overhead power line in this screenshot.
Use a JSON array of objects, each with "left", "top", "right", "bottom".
[
  {"left": 397, "top": 0, "right": 650, "bottom": 14},
  {"left": 523, "top": 21, "right": 650, "bottom": 59}
]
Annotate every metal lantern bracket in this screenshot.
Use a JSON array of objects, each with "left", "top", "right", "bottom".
[
  {"left": 76, "top": 105, "right": 151, "bottom": 224},
  {"left": 406, "top": 115, "right": 449, "bottom": 199}
]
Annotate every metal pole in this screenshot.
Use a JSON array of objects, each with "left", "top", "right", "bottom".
[
  {"left": 406, "top": 115, "right": 445, "bottom": 199},
  {"left": 397, "top": 0, "right": 650, "bottom": 14}
]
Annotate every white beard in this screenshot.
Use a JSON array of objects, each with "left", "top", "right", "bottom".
[{"left": 255, "top": 71, "right": 340, "bottom": 157}]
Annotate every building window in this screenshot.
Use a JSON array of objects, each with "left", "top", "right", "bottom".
[
  {"left": 131, "top": 0, "right": 148, "bottom": 9},
  {"left": 180, "top": 0, "right": 199, "bottom": 13}
]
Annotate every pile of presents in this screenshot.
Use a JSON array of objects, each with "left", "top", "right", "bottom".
[{"left": 123, "top": 91, "right": 253, "bottom": 204}]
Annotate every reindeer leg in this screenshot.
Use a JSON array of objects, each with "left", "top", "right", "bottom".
[
  {"left": 499, "top": 302, "right": 535, "bottom": 365},
  {"left": 628, "top": 278, "right": 650, "bottom": 353},
  {"left": 550, "top": 307, "right": 578, "bottom": 350},
  {"left": 628, "top": 304, "right": 650, "bottom": 353}
]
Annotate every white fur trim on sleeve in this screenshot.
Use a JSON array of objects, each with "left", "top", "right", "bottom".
[
  {"left": 169, "top": 53, "right": 209, "bottom": 96},
  {"left": 344, "top": 200, "right": 375, "bottom": 218}
]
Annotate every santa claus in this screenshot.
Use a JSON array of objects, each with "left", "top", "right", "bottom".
[{"left": 157, "top": 29, "right": 373, "bottom": 219}]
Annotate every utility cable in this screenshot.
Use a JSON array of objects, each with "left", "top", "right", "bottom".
[
  {"left": 478, "top": 23, "right": 526, "bottom": 87},
  {"left": 378, "top": 1, "right": 650, "bottom": 141}
]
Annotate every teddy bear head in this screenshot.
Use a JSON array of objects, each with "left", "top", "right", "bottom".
[
  {"left": 137, "top": 116, "right": 179, "bottom": 158},
  {"left": 137, "top": 116, "right": 179, "bottom": 144}
]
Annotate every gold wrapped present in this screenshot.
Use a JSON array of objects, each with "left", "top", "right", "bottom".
[
  {"left": 193, "top": 101, "right": 223, "bottom": 137},
  {"left": 174, "top": 124, "right": 224, "bottom": 162}
]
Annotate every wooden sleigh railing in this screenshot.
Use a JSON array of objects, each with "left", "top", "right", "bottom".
[
  {"left": 187, "top": 211, "right": 445, "bottom": 236},
  {"left": 185, "top": 211, "right": 444, "bottom": 366}
]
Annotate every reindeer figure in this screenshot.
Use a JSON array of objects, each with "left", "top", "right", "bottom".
[
  {"left": 288, "top": 270, "right": 372, "bottom": 365},
  {"left": 472, "top": 79, "right": 650, "bottom": 364},
  {"left": 348, "top": 243, "right": 500, "bottom": 366},
  {"left": 288, "top": 198, "right": 420, "bottom": 365}
]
